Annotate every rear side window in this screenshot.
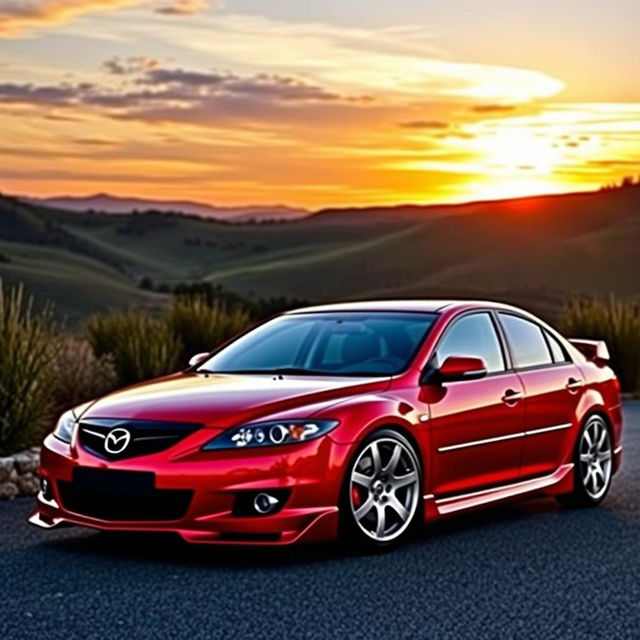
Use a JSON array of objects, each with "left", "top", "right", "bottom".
[
  {"left": 433, "top": 313, "right": 505, "bottom": 373},
  {"left": 499, "top": 314, "right": 552, "bottom": 368},
  {"left": 544, "top": 330, "right": 569, "bottom": 363}
]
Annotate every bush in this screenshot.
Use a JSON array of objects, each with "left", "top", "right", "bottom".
[
  {"left": 0, "top": 283, "right": 59, "bottom": 455},
  {"left": 49, "top": 336, "right": 117, "bottom": 412},
  {"left": 560, "top": 295, "right": 640, "bottom": 394},
  {"left": 170, "top": 282, "right": 307, "bottom": 320},
  {"left": 167, "top": 296, "right": 251, "bottom": 364},
  {"left": 87, "top": 310, "right": 182, "bottom": 388}
]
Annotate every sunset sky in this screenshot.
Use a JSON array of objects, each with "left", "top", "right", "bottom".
[{"left": 1, "top": 0, "right": 638, "bottom": 207}]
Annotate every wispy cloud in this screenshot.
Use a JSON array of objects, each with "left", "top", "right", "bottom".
[
  {"left": 0, "top": 0, "right": 215, "bottom": 36},
  {"left": 472, "top": 104, "right": 517, "bottom": 113},
  {"left": 62, "top": 14, "right": 564, "bottom": 104},
  {"left": 103, "top": 56, "right": 160, "bottom": 75},
  {"left": 399, "top": 120, "right": 449, "bottom": 130},
  {"left": 0, "top": 81, "right": 80, "bottom": 104},
  {"left": 155, "top": 0, "right": 207, "bottom": 15},
  {"left": 0, "top": 60, "right": 371, "bottom": 125}
]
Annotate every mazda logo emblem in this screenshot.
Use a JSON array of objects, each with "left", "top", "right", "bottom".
[{"left": 104, "top": 428, "right": 131, "bottom": 455}]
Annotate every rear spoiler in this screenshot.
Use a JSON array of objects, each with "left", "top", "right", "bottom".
[{"left": 568, "top": 339, "right": 610, "bottom": 364}]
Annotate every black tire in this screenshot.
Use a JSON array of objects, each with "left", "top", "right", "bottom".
[
  {"left": 339, "top": 428, "right": 423, "bottom": 553},
  {"left": 557, "top": 414, "right": 613, "bottom": 508}
]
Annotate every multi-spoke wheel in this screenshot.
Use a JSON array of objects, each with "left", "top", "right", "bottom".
[
  {"left": 341, "top": 429, "right": 422, "bottom": 550},
  {"left": 558, "top": 415, "right": 613, "bottom": 508}
]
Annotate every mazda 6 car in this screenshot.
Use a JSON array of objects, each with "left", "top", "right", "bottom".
[{"left": 31, "top": 300, "right": 623, "bottom": 550}]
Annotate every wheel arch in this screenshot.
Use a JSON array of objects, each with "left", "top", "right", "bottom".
[
  {"left": 375, "top": 422, "right": 425, "bottom": 476},
  {"left": 341, "top": 421, "right": 427, "bottom": 501},
  {"left": 565, "top": 406, "right": 612, "bottom": 463},
  {"left": 344, "top": 420, "right": 425, "bottom": 470},
  {"left": 338, "top": 421, "right": 426, "bottom": 547},
  {"left": 582, "top": 407, "right": 613, "bottom": 428}
]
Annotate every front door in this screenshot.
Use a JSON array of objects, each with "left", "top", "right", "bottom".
[{"left": 427, "top": 312, "right": 525, "bottom": 496}]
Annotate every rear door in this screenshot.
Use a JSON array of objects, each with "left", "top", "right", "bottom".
[
  {"left": 428, "top": 312, "right": 525, "bottom": 496},
  {"left": 497, "top": 313, "right": 583, "bottom": 478}
]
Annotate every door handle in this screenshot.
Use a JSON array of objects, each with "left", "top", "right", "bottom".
[
  {"left": 501, "top": 389, "right": 523, "bottom": 404},
  {"left": 566, "top": 377, "right": 583, "bottom": 392}
]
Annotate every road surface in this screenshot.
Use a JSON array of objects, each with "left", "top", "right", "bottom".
[{"left": 1, "top": 402, "right": 638, "bottom": 639}]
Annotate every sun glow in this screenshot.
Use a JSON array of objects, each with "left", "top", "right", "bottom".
[
  {"left": 473, "top": 128, "right": 563, "bottom": 174},
  {"left": 454, "top": 127, "right": 569, "bottom": 200},
  {"left": 461, "top": 177, "right": 570, "bottom": 202}
]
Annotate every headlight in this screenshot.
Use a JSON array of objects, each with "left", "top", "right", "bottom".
[
  {"left": 202, "top": 419, "right": 339, "bottom": 451},
  {"left": 52, "top": 409, "right": 76, "bottom": 443}
]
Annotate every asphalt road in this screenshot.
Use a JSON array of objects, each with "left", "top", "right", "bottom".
[{"left": 1, "top": 403, "right": 638, "bottom": 640}]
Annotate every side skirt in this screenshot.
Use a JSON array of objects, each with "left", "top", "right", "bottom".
[{"left": 423, "top": 464, "right": 574, "bottom": 519}]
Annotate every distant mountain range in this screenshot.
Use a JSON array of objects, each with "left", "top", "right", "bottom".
[{"left": 25, "top": 193, "right": 310, "bottom": 223}]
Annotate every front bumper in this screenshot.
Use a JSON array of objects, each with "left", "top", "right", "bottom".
[{"left": 30, "top": 433, "right": 348, "bottom": 545}]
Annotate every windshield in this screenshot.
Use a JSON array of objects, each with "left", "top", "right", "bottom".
[{"left": 199, "top": 311, "right": 437, "bottom": 376}]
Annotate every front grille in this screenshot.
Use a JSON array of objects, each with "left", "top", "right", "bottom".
[
  {"left": 58, "top": 469, "right": 193, "bottom": 521},
  {"left": 78, "top": 418, "right": 201, "bottom": 461}
]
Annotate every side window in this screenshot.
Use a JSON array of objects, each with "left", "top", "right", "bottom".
[
  {"left": 545, "top": 330, "right": 569, "bottom": 363},
  {"left": 499, "top": 314, "right": 553, "bottom": 368},
  {"left": 433, "top": 313, "right": 505, "bottom": 373}
]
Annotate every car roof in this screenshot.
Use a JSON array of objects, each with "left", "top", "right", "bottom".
[{"left": 286, "top": 299, "right": 529, "bottom": 315}]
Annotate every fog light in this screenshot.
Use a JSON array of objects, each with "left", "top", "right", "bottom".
[
  {"left": 253, "top": 492, "right": 279, "bottom": 514},
  {"left": 232, "top": 489, "right": 290, "bottom": 517}
]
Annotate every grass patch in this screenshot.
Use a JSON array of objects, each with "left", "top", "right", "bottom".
[
  {"left": 87, "top": 310, "right": 182, "bottom": 388},
  {"left": 0, "top": 283, "right": 59, "bottom": 455},
  {"left": 167, "top": 296, "right": 250, "bottom": 364},
  {"left": 560, "top": 295, "right": 640, "bottom": 394}
]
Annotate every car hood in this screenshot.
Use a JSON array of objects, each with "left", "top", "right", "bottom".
[{"left": 79, "top": 372, "right": 390, "bottom": 427}]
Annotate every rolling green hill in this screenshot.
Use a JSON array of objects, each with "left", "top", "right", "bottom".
[{"left": 0, "top": 185, "right": 638, "bottom": 323}]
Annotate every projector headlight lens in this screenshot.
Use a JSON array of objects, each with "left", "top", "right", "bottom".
[{"left": 203, "top": 419, "right": 339, "bottom": 450}]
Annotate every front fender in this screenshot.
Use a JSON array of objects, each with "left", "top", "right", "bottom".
[
  {"left": 324, "top": 394, "right": 424, "bottom": 445},
  {"left": 251, "top": 392, "right": 430, "bottom": 496}
]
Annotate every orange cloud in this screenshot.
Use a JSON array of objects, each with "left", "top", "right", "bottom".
[
  {"left": 156, "top": 0, "right": 207, "bottom": 15},
  {"left": 0, "top": 0, "right": 213, "bottom": 36}
]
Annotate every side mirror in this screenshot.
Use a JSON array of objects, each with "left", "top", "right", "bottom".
[
  {"left": 188, "top": 352, "right": 210, "bottom": 368},
  {"left": 428, "top": 355, "right": 488, "bottom": 383}
]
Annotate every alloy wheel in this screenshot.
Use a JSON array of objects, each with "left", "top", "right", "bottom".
[
  {"left": 349, "top": 437, "right": 420, "bottom": 543},
  {"left": 578, "top": 416, "right": 612, "bottom": 501}
]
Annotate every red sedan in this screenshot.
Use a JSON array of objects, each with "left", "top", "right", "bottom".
[{"left": 31, "top": 300, "right": 623, "bottom": 550}]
